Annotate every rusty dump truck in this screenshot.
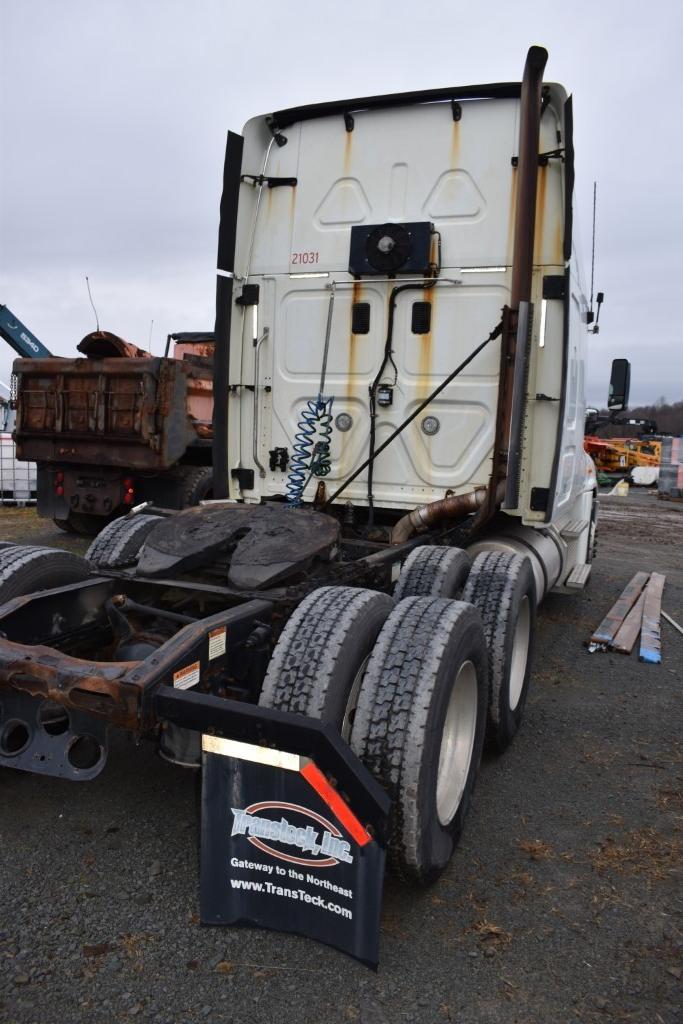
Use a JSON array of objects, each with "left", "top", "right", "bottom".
[
  {"left": 0, "top": 47, "right": 628, "bottom": 964},
  {"left": 12, "top": 329, "right": 215, "bottom": 534}
]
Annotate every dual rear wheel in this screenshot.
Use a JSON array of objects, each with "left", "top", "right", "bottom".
[{"left": 259, "top": 544, "right": 536, "bottom": 883}]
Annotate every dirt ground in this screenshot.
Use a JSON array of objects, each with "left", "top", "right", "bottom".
[{"left": 0, "top": 491, "right": 681, "bottom": 1024}]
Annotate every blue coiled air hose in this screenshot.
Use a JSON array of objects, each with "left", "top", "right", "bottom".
[{"left": 285, "top": 395, "right": 334, "bottom": 507}]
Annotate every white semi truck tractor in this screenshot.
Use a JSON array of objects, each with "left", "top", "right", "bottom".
[{"left": 0, "top": 47, "right": 629, "bottom": 941}]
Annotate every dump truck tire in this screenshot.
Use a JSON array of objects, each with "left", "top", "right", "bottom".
[
  {"left": 54, "top": 512, "right": 110, "bottom": 537},
  {"left": 351, "top": 596, "right": 488, "bottom": 883},
  {"left": 462, "top": 551, "right": 536, "bottom": 753},
  {"left": 180, "top": 467, "right": 214, "bottom": 507},
  {"left": 85, "top": 514, "right": 161, "bottom": 569},
  {"left": 53, "top": 517, "right": 79, "bottom": 535},
  {"left": 259, "top": 586, "right": 394, "bottom": 740},
  {"left": 393, "top": 545, "right": 472, "bottom": 602},
  {"left": 0, "top": 546, "right": 90, "bottom": 604}
]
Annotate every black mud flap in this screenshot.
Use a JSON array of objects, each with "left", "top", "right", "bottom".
[
  {"left": 154, "top": 688, "right": 389, "bottom": 966},
  {"left": 200, "top": 736, "right": 386, "bottom": 968}
]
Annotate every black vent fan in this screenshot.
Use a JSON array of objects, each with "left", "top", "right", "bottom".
[
  {"left": 349, "top": 221, "right": 432, "bottom": 277},
  {"left": 365, "top": 224, "right": 412, "bottom": 272}
]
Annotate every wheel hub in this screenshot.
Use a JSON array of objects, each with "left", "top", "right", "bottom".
[{"left": 436, "top": 660, "right": 478, "bottom": 826}]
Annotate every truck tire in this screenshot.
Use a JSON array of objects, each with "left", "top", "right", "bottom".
[
  {"left": 351, "top": 597, "right": 488, "bottom": 883},
  {"left": 180, "top": 467, "right": 213, "bottom": 507},
  {"left": 85, "top": 514, "right": 161, "bottom": 569},
  {"left": 462, "top": 551, "right": 536, "bottom": 753},
  {"left": 0, "top": 546, "right": 90, "bottom": 604},
  {"left": 259, "top": 586, "right": 394, "bottom": 740},
  {"left": 587, "top": 490, "right": 598, "bottom": 563},
  {"left": 393, "top": 545, "right": 471, "bottom": 602}
]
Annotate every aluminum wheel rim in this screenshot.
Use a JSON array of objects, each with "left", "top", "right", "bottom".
[
  {"left": 509, "top": 596, "right": 531, "bottom": 710},
  {"left": 436, "top": 660, "right": 478, "bottom": 826},
  {"left": 342, "top": 655, "right": 370, "bottom": 742}
]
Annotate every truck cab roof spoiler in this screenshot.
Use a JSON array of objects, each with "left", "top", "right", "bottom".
[{"left": 267, "top": 81, "right": 525, "bottom": 132}]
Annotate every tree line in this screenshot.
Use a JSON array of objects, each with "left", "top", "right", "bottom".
[{"left": 592, "top": 399, "right": 683, "bottom": 437}]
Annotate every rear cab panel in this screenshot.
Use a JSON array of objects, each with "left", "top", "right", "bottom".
[{"left": 227, "top": 83, "right": 588, "bottom": 528}]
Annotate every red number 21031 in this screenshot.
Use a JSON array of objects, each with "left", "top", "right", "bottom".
[{"left": 291, "top": 251, "right": 320, "bottom": 265}]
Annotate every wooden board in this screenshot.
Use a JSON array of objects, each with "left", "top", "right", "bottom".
[
  {"left": 639, "top": 572, "right": 666, "bottom": 664},
  {"left": 591, "top": 572, "right": 650, "bottom": 645},
  {"left": 611, "top": 591, "right": 646, "bottom": 654}
]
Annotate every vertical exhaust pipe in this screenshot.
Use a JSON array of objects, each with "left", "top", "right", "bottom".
[
  {"left": 485, "top": 44, "right": 548, "bottom": 518},
  {"left": 212, "top": 131, "right": 244, "bottom": 499},
  {"left": 510, "top": 45, "right": 548, "bottom": 308}
]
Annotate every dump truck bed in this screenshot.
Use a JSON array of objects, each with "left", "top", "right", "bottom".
[{"left": 13, "top": 355, "right": 213, "bottom": 470}]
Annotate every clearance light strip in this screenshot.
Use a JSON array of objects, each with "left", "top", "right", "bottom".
[
  {"left": 460, "top": 266, "right": 507, "bottom": 273},
  {"left": 201, "top": 735, "right": 302, "bottom": 772},
  {"left": 201, "top": 734, "right": 372, "bottom": 846},
  {"left": 289, "top": 272, "right": 329, "bottom": 279},
  {"left": 539, "top": 299, "right": 548, "bottom": 348}
]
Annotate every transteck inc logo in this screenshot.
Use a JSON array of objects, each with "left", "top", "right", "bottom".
[{"left": 231, "top": 800, "right": 353, "bottom": 868}]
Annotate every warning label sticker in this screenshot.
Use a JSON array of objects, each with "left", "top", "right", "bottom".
[
  {"left": 173, "top": 661, "right": 200, "bottom": 690},
  {"left": 208, "top": 627, "right": 227, "bottom": 661}
]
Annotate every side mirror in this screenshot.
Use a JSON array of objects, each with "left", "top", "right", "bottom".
[{"left": 608, "top": 358, "right": 630, "bottom": 412}]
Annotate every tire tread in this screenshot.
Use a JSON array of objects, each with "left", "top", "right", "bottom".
[
  {"left": 393, "top": 545, "right": 471, "bottom": 602},
  {"left": 85, "top": 514, "right": 161, "bottom": 568},
  {"left": 260, "top": 586, "right": 394, "bottom": 720},
  {"left": 0, "top": 545, "right": 90, "bottom": 603},
  {"left": 351, "top": 597, "right": 487, "bottom": 881}
]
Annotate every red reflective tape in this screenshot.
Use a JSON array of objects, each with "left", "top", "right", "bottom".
[{"left": 300, "top": 761, "right": 371, "bottom": 847}]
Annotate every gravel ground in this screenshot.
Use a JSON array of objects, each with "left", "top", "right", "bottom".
[{"left": 0, "top": 492, "right": 681, "bottom": 1024}]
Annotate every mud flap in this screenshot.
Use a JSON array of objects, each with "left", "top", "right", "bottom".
[{"left": 200, "top": 736, "right": 386, "bottom": 968}]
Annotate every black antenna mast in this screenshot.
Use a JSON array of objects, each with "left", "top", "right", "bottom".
[{"left": 587, "top": 183, "right": 604, "bottom": 333}]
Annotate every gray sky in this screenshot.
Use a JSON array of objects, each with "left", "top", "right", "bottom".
[{"left": 1, "top": 0, "right": 681, "bottom": 408}]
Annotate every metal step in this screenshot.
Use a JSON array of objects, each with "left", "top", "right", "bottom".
[
  {"left": 565, "top": 564, "right": 592, "bottom": 590},
  {"left": 560, "top": 519, "right": 589, "bottom": 540}
]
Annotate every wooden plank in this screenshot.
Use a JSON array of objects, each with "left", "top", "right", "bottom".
[
  {"left": 611, "top": 591, "right": 646, "bottom": 654},
  {"left": 639, "top": 573, "right": 666, "bottom": 664},
  {"left": 591, "top": 572, "right": 650, "bottom": 645}
]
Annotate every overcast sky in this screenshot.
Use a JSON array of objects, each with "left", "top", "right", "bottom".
[{"left": 1, "top": 0, "right": 681, "bottom": 408}]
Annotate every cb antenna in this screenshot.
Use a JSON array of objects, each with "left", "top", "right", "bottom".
[
  {"left": 588, "top": 182, "right": 604, "bottom": 333},
  {"left": 589, "top": 181, "right": 596, "bottom": 311},
  {"left": 85, "top": 275, "right": 100, "bottom": 332}
]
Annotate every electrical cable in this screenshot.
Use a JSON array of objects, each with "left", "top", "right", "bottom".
[{"left": 366, "top": 278, "right": 438, "bottom": 524}]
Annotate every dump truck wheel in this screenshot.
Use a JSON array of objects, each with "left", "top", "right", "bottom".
[
  {"left": 54, "top": 512, "right": 110, "bottom": 537},
  {"left": 462, "top": 551, "right": 536, "bottom": 753},
  {"left": 259, "top": 586, "right": 394, "bottom": 740},
  {"left": 0, "top": 546, "right": 90, "bottom": 604},
  {"left": 85, "top": 513, "right": 161, "bottom": 569},
  {"left": 180, "top": 467, "right": 214, "bottom": 507},
  {"left": 351, "top": 597, "right": 488, "bottom": 883},
  {"left": 393, "top": 545, "right": 471, "bottom": 601},
  {"left": 53, "top": 517, "right": 79, "bottom": 535}
]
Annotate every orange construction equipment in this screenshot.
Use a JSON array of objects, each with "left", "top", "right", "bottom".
[{"left": 584, "top": 436, "right": 661, "bottom": 473}]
